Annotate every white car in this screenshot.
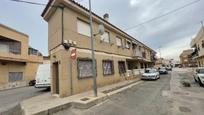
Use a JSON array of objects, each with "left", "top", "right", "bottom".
[
  {"left": 194, "top": 68, "right": 204, "bottom": 86},
  {"left": 159, "top": 67, "right": 168, "bottom": 74},
  {"left": 141, "top": 68, "right": 160, "bottom": 80}
]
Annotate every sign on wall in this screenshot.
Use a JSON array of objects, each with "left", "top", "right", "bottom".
[{"left": 70, "top": 48, "right": 77, "bottom": 60}]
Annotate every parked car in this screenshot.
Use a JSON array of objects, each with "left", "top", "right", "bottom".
[
  {"left": 166, "top": 66, "right": 172, "bottom": 71},
  {"left": 35, "top": 64, "right": 51, "bottom": 89},
  {"left": 193, "top": 68, "right": 204, "bottom": 86},
  {"left": 159, "top": 67, "right": 168, "bottom": 74},
  {"left": 29, "top": 80, "right": 36, "bottom": 86},
  {"left": 141, "top": 68, "right": 160, "bottom": 80}
]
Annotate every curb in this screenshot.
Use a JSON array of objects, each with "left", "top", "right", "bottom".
[{"left": 22, "top": 80, "right": 143, "bottom": 115}]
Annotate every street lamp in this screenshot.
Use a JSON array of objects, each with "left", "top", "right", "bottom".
[{"left": 89, "top": 0, "right": 105, "bottom": 97}]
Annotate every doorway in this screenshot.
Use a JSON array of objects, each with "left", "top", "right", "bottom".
[{"left": 53, "top": 62, "right": 59, "bottom": 94}]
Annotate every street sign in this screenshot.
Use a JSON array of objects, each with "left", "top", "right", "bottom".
[{"left": 70, "top": 48, "right": 77, "bottom": 60}]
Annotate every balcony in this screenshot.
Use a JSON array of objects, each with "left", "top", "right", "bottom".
[{"left": 133, "top": 49, "right": 142, "bottom": 58}]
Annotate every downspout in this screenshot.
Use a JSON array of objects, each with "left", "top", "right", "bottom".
[{"left": 60, "top": 6, "right": 64, "bottom": 45}]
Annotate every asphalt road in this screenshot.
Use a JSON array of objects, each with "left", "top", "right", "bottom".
[
  {"left": 56, "top": 73, "right": 172, "bottom": 115},
  {"left": 0, "top": 86, "right": 49, "bottom": 109}
]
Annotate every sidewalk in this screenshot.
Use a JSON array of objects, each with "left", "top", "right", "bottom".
[
  {"left": 167, "top": 68, "right": 204, "bottom": 115},
  {"left": 21, "top": 78, "right": 142, "bottom": 115}
]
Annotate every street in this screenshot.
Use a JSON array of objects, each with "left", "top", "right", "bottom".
[
  {"left": 55, "top": 69, "right": 204, "bottom": 115},
  {"left": 0, "top": 86, "right": 49, "bottom": 110},
  {"left": 55, "top": 72, "right": 172, "bottom": 115}
]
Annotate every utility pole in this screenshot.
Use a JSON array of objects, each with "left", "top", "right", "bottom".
[
  {"left": 89, "top": 0, "right": 97, "bottom": 97},
  {"left": 159, "top": 46, "right": 162, "bottom": 58}
]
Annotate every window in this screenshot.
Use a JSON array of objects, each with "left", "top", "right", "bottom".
[
  {"left": 78, "top": 59, "right": 95, "bottom": 79},
  {"left": 101, "top": 31, "right": 110, "bottom": 43},
  {"left": 116, "top": 37, "right": 122, "bottom": 47},
  {"left": 126, "top": 40, "right": 131, "bottom": 49},
  {"left": 118, "top": 61, "right": 126, "bottom": 74},
  {"left": 202, "top": 40, "right": 204, "bottom": 48},
  {"left": 9, "top": 72, "right": 23, "bottom": 82},
  {"left": 29, "top": 48, "right": 38, "bottom": 55},
  {"left": 0, "top": 40, "right": 21, "bottom": 54},
  {"left": 77, "top": 19, "right": 91, "bottom": 37},
  {"left": 103, "top": 60, "right": 114, "bottom": 75}
]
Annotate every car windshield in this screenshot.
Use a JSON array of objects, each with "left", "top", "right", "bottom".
[
  {"left": 197, "top": 69, "right": 204, "bottom": 73},
  {"left": 145, "top": 69, "right": 156, "bottom": 73}
]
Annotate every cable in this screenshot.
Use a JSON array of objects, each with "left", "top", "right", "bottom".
[
  {"left": 10, "top": 0, "right": 47, "bottom": 6},
  {"left": 10, "top": 0, "right": 84, "bottom": 7},
  {"left": 124, "top": 0, "right": 201, "bottom": 31}
]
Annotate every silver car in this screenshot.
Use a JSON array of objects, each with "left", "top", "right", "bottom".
[{"left": 141, "top": 68, "right": 160, "bottom": 80}]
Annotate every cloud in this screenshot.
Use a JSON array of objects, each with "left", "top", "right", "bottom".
[
  {"left": 129, "top": 0, "right": 140, "bottom": 7},
  {"left": 156, "top": 35, "right": 194, "bottom": 60},
  {"left": 1, "top": 0, "right": 203, "bottom": 59}
]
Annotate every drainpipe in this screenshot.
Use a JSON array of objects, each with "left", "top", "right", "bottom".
[{"left": 60, "top": 6, "right": 64, "bottom": 45}]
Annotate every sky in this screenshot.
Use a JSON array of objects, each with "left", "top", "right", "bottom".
[{"left": 0, "top": 0, "right": 204, "bottom": 60}]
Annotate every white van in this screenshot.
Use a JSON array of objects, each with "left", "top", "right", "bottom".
[{"left": 35, "top": 64, "right": 51, "bottom": 88}]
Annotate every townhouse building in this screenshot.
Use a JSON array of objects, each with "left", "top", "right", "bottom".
[
  {"left": 179, "top": 49, "right": 197, "bottom": 67},
  {"left": 191, "top": 26, "right": 204, "bottom": 67},
  {"left": 0, "top": 24, "right": 43, "bottom": 90},
  {"left": 42, "top": 0, "right": 156, "bottom": 97}
]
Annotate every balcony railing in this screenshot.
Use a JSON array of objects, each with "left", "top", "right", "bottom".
[{"left": 133, "top": 49, "right": 142, "bottom": 57}]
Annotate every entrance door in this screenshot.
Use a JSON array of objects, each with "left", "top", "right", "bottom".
[{"left": 53, "top": 62, "right": 59, "bottom": 94}]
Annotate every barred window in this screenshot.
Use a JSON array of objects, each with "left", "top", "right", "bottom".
[
  {"left": 118, "top": 61, "right": 126, "bottom": 74},
  {"left": 9, "top": 72, "right": 23, "bottom": 82},
  {"left": 78, "top": 59, "right": 96, "bottom": 79},
  {"left": 9, "top": 42, "right": 21, "bottom": 54},
  {"left": 103, "top": 60, "right": 114, "bottom": 75}
]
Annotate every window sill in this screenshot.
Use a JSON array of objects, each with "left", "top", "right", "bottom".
[
  {"left": 78, "top": 33, "right": 91, "bottom": 38},
  {"left": 78, "top": 76, "right": 93, "bottom": 80},
  {"left": 103, "top": 73, "right": 114, "bottom": 76}
]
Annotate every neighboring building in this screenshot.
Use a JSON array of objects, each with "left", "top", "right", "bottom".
[
  {"left": 0, "top": 24, "right": 43, "bottom": 90},
  {"left": 154, "top": 58, "right": 175, "bottom": 69},
  {"left": 179, "top": 49, "right": 196, "bottom": 67},
  {"left": 191, "top": 26, "right": 204, "bottom": 67},
  {"left": 43, "top": 56, "right": 50, "bottom": 64},
  {"left": 42, "top": 0, "right": 156, "bottom": 97},
  {"left": 154, "top": 58, "right": 172, "bottom": 68}
]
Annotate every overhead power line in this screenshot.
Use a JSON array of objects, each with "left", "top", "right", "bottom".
[
  {"left": 10, "top": 0, "right": 84, "bottom": 7},
  {"left": 10, "top": 0, "right": 47, "bottom": 6},
  {"left": 124, "top": 0, "right": 201, "bottom": 31},
  {"left": 10, "top": 0, "right": 202, "bottom": 31}
]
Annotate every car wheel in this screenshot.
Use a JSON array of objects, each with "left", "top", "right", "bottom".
[{"left": 198, "top": 78, "right": 204, "bottom": 87}]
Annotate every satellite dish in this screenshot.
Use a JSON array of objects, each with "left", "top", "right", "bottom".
[{"left": 98, "top": 24, "right": 105, "bottom": 35}]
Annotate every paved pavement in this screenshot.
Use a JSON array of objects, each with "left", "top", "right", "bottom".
[
  {"left": 0, "top": 86, "right": 49, "bottom": 110},
  {"left": 169, "top": 68, "right": 204, "bottom": 115},
  {"left": 55, "top": 73, "right": 172, "bottom": 115}
]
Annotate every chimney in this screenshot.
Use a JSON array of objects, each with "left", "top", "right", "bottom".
[{"left": 103, "top": 13, "right": 109, "bottom": 21}]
